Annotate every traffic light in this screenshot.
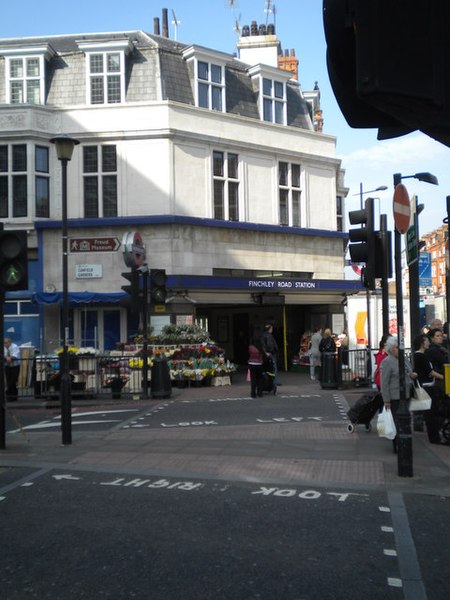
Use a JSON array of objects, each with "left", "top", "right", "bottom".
[
  {"left": 374, "top": 231, "right": 392, "bottom": 280},
  {"left": 0, "top": 230, "right": 28, "bottom": 291},
  {"left": 150, "top": 269, "right": 167, "bottom": 304},
  {"left": 121, "top": 268, "right": 140, "bottom": 313},
  {"left": 348, "top": 198, "right": 375, "bottom": 290},
  {"left": 323, "top": 0, "right": 450, "bottom": 146}
]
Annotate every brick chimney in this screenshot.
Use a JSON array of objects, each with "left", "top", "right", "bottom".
[{"left": 278, "top": 48, "right": 299, "bottom": 80}]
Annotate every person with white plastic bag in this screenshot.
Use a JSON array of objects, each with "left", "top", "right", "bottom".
[
  {"left": 380, "top": 336, "right": 417, "bottom": 453},
  {"left": 412, "top": 333, "right": 444, "bottom": 444}
]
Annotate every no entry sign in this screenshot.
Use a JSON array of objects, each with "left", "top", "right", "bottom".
[{"left": 393, "top": 184, "right": 411, "bottom": 234}]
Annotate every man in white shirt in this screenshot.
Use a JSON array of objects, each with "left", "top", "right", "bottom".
[{"left": 4, "top": 337, "right": 21, "bottom": 402}]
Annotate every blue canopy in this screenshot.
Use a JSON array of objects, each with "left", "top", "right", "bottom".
[{"left": 32, "top": 291, "right": 126, "bottom": 306}]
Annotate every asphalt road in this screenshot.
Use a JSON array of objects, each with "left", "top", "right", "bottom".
[
  {"left": 0, "top": 466, "right": 433, "bottom": 600},
  {"left": 1, "top": 386, "right": 449, "bottom": 599}
]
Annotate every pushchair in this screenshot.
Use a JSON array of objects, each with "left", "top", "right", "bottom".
[
  {"left": 346, "top": 392, "right": 383, "bottom": 433},
  {"left": 261, "top": 354, "right": 277, "bottom": 395}
]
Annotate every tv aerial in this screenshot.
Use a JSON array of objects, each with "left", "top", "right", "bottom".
[{"left": 171, "top": 10, "right": 181, "bottom": 41}]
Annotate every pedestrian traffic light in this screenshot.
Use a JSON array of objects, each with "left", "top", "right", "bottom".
[
  {"left": 150, "top": 269, "right": 167, "bottom": 304},
  {"left": 0, "top": 229, "right": 28, "bottom": 291},
  {"left": 348, "top": 198, "right": 375, "bottom": 290},
  {"left": 121, "top": 268, "right": 140, "bottom": 313}
]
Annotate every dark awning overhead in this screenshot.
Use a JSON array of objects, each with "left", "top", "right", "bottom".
[{"left": 32, "top": 292, "right": 126, "bottom": 306}]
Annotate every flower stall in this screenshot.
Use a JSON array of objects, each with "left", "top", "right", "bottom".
[{"left": 33, "top": 324, "right": 236, "bottom": 399}]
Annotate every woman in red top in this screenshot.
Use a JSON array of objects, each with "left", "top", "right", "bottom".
[
  {"left": 374, "top": 334, "right": 388, "bottom": 390},
  {"left": 248, "top": 337, "right": 264, "bottom": 398}
]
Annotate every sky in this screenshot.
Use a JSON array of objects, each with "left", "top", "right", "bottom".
[{"left": 2, "top": 0, "right": 449, "bottom": 237}]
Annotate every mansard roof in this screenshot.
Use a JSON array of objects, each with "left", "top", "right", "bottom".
[{"left": 0, "top": 30, "right": 313, "bottom": 130}]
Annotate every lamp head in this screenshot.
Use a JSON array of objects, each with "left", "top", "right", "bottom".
[
  {"left": 414, "top": 172, "right": 439, "bottom": 186},
  {"left": 50, "top": 135, "right": 80, "bottom": 161}
]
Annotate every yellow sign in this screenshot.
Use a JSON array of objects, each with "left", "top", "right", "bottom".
[
  {"left": 444, "top": 364, "right": 450, "bottom": 395},
  {"left": 154, "top": 305, "right": 166, "bottom": 313}
]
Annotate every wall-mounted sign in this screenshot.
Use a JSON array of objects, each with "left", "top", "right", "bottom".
[
  {"left": 75, "top": 264, "right": 103, "bottom": 279},
  {"left": 70, "top": 237, "right": 120, "bottom": 253},
  {"left": 122, "top": 231, "right": 145, "bottom": 268}
]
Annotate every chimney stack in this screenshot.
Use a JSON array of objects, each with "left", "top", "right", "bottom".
[
  {"left": 154, "top": 17, "right": 160, "bottom": 36},
  {"left": 162, "top": 8, "right": 169, "bottom": 37}
]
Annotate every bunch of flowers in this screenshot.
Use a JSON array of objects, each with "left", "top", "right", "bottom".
[
  {"left": 156, "top": 324, "right": 211, "bottom": 345},
  {"left": 129, "top": 357, "right": 153, "bottom": 369},
  {"left": 56, "top": 346, "right": 79, "bottom": 355},
  {"left": 170, "top": 344, "right": 224, "bottom": 360},
  {"left": 76, "top": 347, "right": 99, "bottom": 356}
]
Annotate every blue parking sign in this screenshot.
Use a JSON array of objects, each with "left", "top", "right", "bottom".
[{"left": 418, "top": 252, "right": 432, "bottom": 287}]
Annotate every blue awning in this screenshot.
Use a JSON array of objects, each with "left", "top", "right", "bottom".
[{"left": 32, "top": 292, "right": 126, "bottom": 306}]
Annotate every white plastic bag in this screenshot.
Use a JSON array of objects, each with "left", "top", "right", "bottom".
[
  {"left": 377, "top": 406, "right": 397, "bottom": 440},
  {"left": 409, "top": 382, "right": 432, "bottom": 412}
]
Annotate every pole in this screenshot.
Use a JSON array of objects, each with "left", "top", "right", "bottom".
[
  {"left": 359, "top": 186, "right": 372, "bottom": 383},
  {"left": 282, "top": 304, "right": 288, "bottom": 372},
  {"left": 393, "top": 173, "right": 413, "bottom": 477},
  {"left": 366, "top": 286, "right": 372, "bottom": 384},
  {"left": 60, "top": 157, "right": 72, "bottom": 445},
  {"left": 380, "top": 215, "right": 390, "bottom": 337},
  {"left": 142, "top": 267, "right": 149, "bottom": 399},
  {"left": 0, "top": 289, "right": 5, "bottom": 449},
  {"left": 446, "top": 196, "right": 450, "bottom": 364},
  {"left": 409, "top": 196, "right": 421, "bottom": 341}
]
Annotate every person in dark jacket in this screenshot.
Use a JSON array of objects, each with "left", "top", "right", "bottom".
[
  {"left": 261, "top": 324, "right": 280, "bottom": 386},
  {"left": 412, "top": 333, "right": 443, "bottom": 444}
]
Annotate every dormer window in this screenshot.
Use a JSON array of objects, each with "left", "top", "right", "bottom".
[
  {"left": 248, "top": 65, "right": 290, "bottom": 125},
  {"left": 89, "top": 52, "right": 122, "bottom": 104},
  {"left": 0, "top": 45, "right": 54, "bottom": 105},
  {"left": 77, "top": 40, "right": 132, "bottom": 105},
  {"left": 9, "top": 57, "right": 41, "bottom": 103},
  {"left": 182, "top": 46, "right": 228, "bottom": 113},
  {"left": 198, "top": 61, "right": 224, "bottom": 111},
  {"left": 262, "top": 78, "right": 285, "bottom": 124}
]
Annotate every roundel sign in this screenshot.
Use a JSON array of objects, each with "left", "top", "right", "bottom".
[
  {"left": 393, "top": 183, "right": 411, "bottom": 234},
  {"left": 122, "top": 231, "right": 145, "bottom": 268}
]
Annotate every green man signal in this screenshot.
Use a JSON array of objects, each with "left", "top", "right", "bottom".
[{"left": 0, "top": 230, "right": 28, "bottom": 291}]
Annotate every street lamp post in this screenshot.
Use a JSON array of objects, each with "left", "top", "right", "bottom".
[
  {"left": 50, "top": 135, "right": 80, "bottom": 446},
  {"left": 408, "top": 196, "right": 425, "bottom": 342},
  {"left": 355, "top": 184, "right": 388, "bottom": 210},
  {"left": 445, "top": 196, "right": 450, "bottom": 363},
  {"left": 393, "top": 171, "right": 438, "bottom": 477}
]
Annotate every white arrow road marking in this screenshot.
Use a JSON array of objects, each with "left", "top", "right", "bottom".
[
  {"left": 8, "top": 419, "right": 121, "bottom": 433},
  {"left": 52, "top": 475, "right": 81, "bottom": 481},
  {"left": 58, "top": 409, "right": 140, "bottom": 418}
]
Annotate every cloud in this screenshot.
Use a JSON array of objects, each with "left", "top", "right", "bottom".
[{"left": 341, "top": 133, "right": 449, "bottom": 167}]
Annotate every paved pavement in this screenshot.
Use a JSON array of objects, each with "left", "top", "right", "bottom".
[{"left": 1, "top": 370, "right": 450, "bottom": 497}]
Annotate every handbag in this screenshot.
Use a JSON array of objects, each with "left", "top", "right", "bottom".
[
  {"left": 377, "top": 406, "right": 397, "bottom": 440},
  {"left": 409, "top": 382, "right": 432, "bottom": 411}
]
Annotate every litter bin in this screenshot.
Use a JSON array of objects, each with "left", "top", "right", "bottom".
[
  {"left": 151, "top": 357, "right": 172, "bottom": 399},
  {"left": 320, "top": 352, "right": 337, "bottom": 389}
]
